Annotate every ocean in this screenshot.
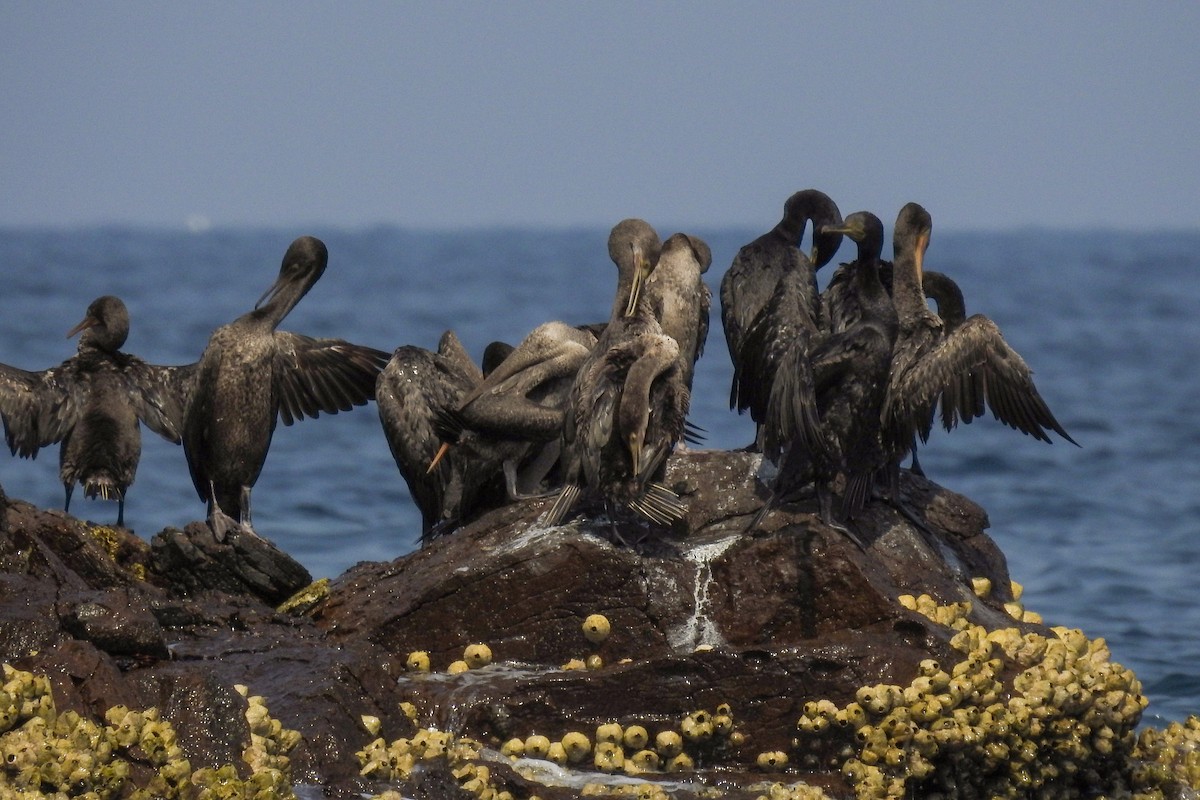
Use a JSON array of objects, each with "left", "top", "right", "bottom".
[{"left": 0, "top": 224, "right": 1196, "bottom": 725}]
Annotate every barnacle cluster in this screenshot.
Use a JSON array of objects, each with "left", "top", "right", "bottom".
[
  {"left": 0, "top": 663, "right": 301, "bottom": 799},
  {"left": 793, "top": 591, "right": 1153, "bottom": 799},
  {"left": 276, "top": 578, "right": 330, "bottom": 615},
  {"left": 86, "top": 523, "right": 146, "bottom": 581},
  {"left": 357, "top": 725, "right": 524, "bottom": 800},
  {"left": 501, "top": 703, "right": 743, "bottom": 792},
  {"left": 753, "top": 783, "right": 835, "bottom": 800},
  {"left": 1131, "top": 715, "right": 1200, "bottom": 793}
]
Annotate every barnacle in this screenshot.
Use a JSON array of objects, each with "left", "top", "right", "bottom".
[
  {"left": 463, "top": 643, "right": 493, "bottom": 669},
  {"left": 582, "top": 614, "right": 612, "bottom": 643}
]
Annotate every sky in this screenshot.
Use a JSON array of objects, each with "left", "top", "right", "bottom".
[{"left": 2, "top": 2, "right": 1197, "bottom": 232}]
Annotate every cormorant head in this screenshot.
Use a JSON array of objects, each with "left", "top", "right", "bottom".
[
  {"left": 661, "top": 232, "right": 713, "bottom": 275},
  {"left": 821, "top": 211, "right": 885, "bottom": 262},
  {"left": 67, "top": 295, "right": 129, "bottom": 352},
  {"left": 256, "top": 235, "right": 329, "bottom": 311},
  {"left": 780, "top": 189, "right": 843, "bottom": 268},
  {"left": 608, "top": 219, "right": 662, "bottom": 317},
  {"left": 893, "top": 203, "right": 933, "bottom": 279}
]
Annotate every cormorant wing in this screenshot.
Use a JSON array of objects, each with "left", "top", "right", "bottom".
[
  {"left": 576, "top": 352, "right": 623, "bottom": 490},
  {"left": 117, "top": 357, "right": 200, "bottom": 444},
  {"left": 435, "top": 330, "right": 483, "bottom": 385},
  {"left": 0, "top": 361, "right": 82, "bottom": 457},
  {"left": 459, "top": 322, "right": 594, "bottom": 409},
  {"left": 695, "top": 282, "right": 711, "bottom": 362},
  {"left": 736, "top": 273, "right": 824, "bottom": 460},
  {"left": 884, "top": 315, "right": 1077, "bottom": 447},
  {"left": 377, "top": 345, "right": 474, "bottom": 533},
  {"left": 273, "top": 332, "right": 390, "bottom": 426}
]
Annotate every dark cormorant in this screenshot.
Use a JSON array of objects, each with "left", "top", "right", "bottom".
[
  {"left": 183, "top": 236, "right": 389, "bottom": 539},
  {"left": 377, "top": 330, "right": 483, "bottom": 537},
  {"left": 456, "top": 321, "right": 595, "bottom": 441},
  {"left": 543, "top": 219, "right": 690, "bottom": 529},
  {"left": 752, "top": 212, "right": 899, "bottom": 535},
  {"left": 644, "top": 232, "right": 712, "bottom": 393},
  {"left": 721, "top": 189, "right": 843, "bottom": 449},
  {"left": 881, "top": 203, "right": 1078, "bottom": 491},
  {"left": 0, "top": 296, "right": 190, "bottom": 526}
]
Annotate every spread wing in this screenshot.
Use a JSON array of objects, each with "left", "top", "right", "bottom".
[
  {"left": 0, "top": 361, "right": 81, "bottom": 458},
  {"left": 118, "top": 357, "right": 199, "bottom": 444},
  {"left": 884, "top": 315, "right": 1077, "bottom": 448},
  {"left": 273, "top": 332, "right": 391, "bottom": 426}
]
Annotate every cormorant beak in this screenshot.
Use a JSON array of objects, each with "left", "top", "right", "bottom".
[
  {"left": 427, "top": 441, "right": 451, "bottom": 473},
  {"left": 627, "top": 433, "right": 642, "bottom": 477},
  {"left": 820, "top": 221, "right": 861, "bottom": 241},
  {"left": 623, "top": 247, "right": 651, "bottom": 317},
  {"left": 254, "top": 273, "right": 287, "bottom": 311},
  {"left": 66, "top": 314, "right": 99, "bottom": 339},
  {"left": 914, "top": 233, "right": 929, "bottom": 281}
]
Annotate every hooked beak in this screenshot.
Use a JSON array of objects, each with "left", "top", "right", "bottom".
[
  {"left": 66, "top": 313, "right": 99, "bottom": 339},
  {"left": 627, "top": 433, "right": 642, "bottom": 477},
  {"left": 255, "top": 274, "right": 286, "bottom": 310},
  {"left": 914, "top": 233, "right": 929, "bottom": 282},
  {"left": 427, "top": 441, "right": 451, "bottom": 473},
  {"left": 623, "top": 246, "right": 651, "bottom": 317}
]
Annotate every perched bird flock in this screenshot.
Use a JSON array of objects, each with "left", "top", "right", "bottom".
[{"left": 0, "top": 193, "right": 1076, "bottom": 543}]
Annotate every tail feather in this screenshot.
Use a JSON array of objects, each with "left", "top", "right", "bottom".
[
  {"left": 540, "top": 483, "right": 581, "bottom": 528},
  {"left": 627, "top": 482, "right": 686, "bottom": 525}
]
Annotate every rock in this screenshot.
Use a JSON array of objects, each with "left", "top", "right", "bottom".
[
  {"left": 0, "top": 450, "right": 1158, "bottom": 799},
  {"left": 150, "top": 522, "right": 312, "bottom": 605}
]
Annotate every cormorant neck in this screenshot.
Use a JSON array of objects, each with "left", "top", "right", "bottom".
[{"left": 254, "top": 276, "right": 313, "bottom": 328}]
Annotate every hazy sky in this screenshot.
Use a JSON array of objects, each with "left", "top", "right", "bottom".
[{"left": 2, "top": 3, "right": 1196, "bottom": 231}]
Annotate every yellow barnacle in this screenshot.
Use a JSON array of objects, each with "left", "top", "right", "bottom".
[
  {"left": 596, "top": 722, "right": 624, "bottom": 745},
  {"left": 654, "top": 730, "right": 684, "bottom": 758},
  {"left": 582, "top": 614, "right": 612, "bottom": 644},
  {"left": 500, "top": 738, "right": 525, "bottom": 758},
  {"left": 463, "top": 643, "right": 493, "bottom": 669},
  {"left": 561, "top": 731, "right": 591, "bottom": 762},
  {"left": 630, "top": 749, "right": 660, "bottom": 771},
  {"left": 756, "top": 750, "right": 788, "bottom": 770},
  {"left": 712, "top": 714, "right": 734, "bottom": 736},
  {"left": 971, "top": 577, "right": 992, "bottom": 598},
  {"left": 586, "top": 654, "right": 604, "bottom": 671},
  {"left": 562, "top": 658, "right": 587, "bottom": 671},
  {"left": 524, "top": 734, "right": 551, "bottom": 759},
  {"left": 546, "top": 741, "right": 568, "bottom": 765},
  {"left": 406, "top": 651, "right": 431, "bottom": 672},
  {"left": 1009, "top": 580, "right": 1024, "bottom": 600},
  {"left": 593, "top": 741, "right": 624, "bottom": 772},
  {"left": 681, "top": 711, "right": 713, "bottom": 741},
  {"left": 447, "top": 660, "right": 470, "bottom": 674},
  {"left": 623, "top": 725, "right": 649, "bottom": 750},
  {"left": 360, "top": 715, "right": 382, "bottom": 737},
  {"left": 665, "top": 752, "right": 694, "bottom": 772}
]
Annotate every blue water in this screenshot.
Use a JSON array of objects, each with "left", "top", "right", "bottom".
[{"left": 1, "top": 225, "right": 1197, "bottom": 724}]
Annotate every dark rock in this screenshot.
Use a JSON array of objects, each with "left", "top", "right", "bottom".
[
  {"left": 149, "top": 521, "right": 312, "bottom": 605},
  {"left": 0, "top": 450, "right": 1119, "bottom": 798}
]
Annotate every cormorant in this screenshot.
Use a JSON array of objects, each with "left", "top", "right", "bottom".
[
  {"left": 881, "top": 203, "right": 1078, "bottom": 493},
  {"left": 721, "top": 189, "right": 843, "bottom": 451},
  {"left": 644, "top": 232, "right": 712, "bottom": 393},
  {"left": 376, "top": 330, "right": 484, "bottom": 538},
  {"left": 543, "top": 219, "right": 690, "bottom": 530},
  {"left": 752, "top": 212, "right": 898, "bottom": 536},
  {"left": 183, "top": 236, "right": 389, "bottom": 539},
  {"left": 0, "top": 295, "right": 190, "bottom": 526}
]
